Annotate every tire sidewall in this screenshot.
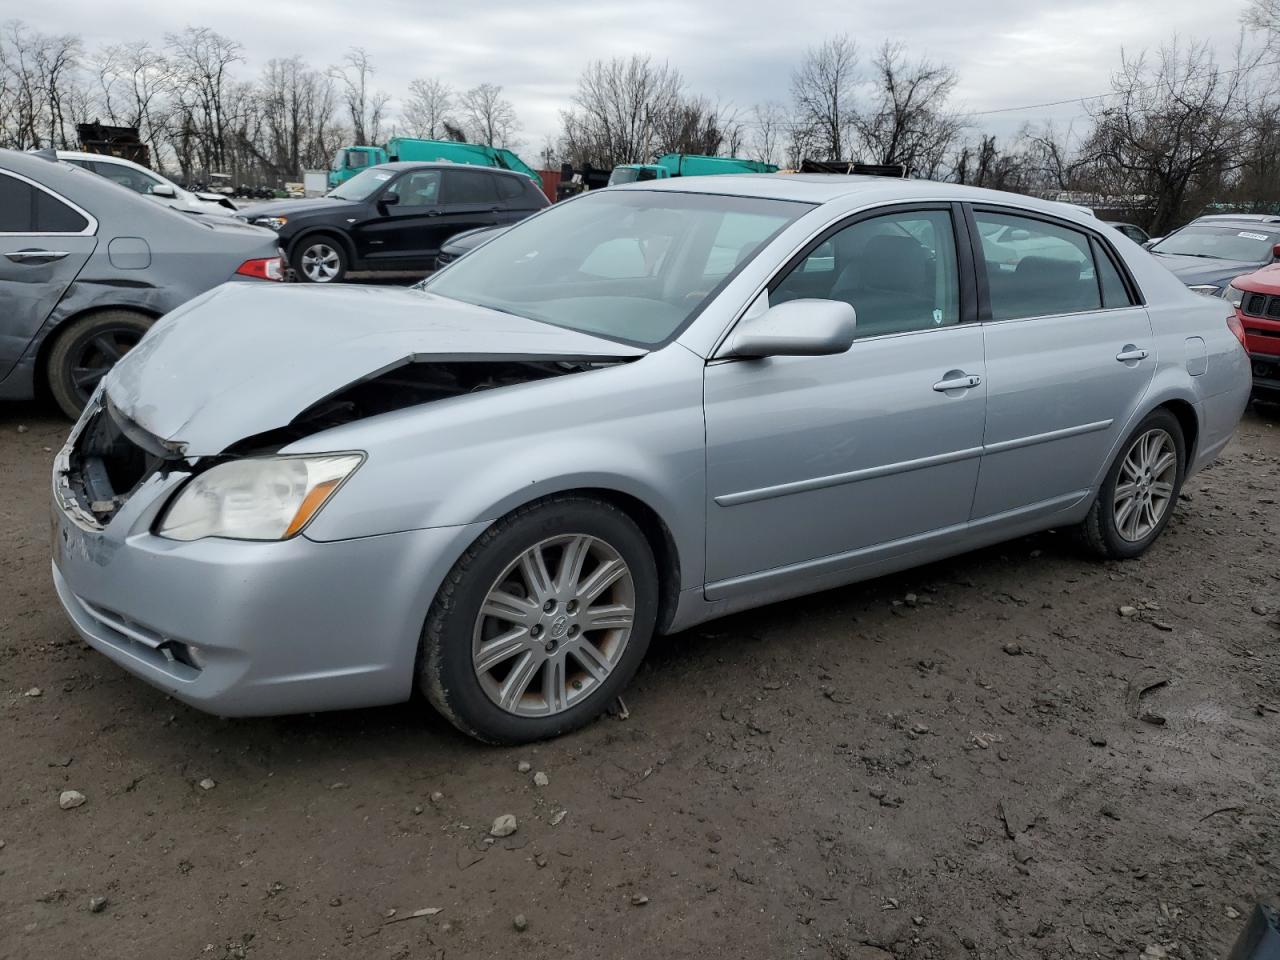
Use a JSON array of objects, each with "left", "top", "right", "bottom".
[
  {"left": 422, "top": 499, "right": 658, "bottom": 744},
  {"left": 1095, "top": 410, "right": 1186, "bottom": 559},
  {"left": 290, "top": 234, "right": 348, "bottom": 283}
]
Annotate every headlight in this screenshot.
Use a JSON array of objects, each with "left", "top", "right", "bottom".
[
  {"left": 1222, "top": 282, "right": 1245, "bottom": 308},
  {"left": 157, "top": 454, "right": 362, "bottom": 541},
  {"left": 253, "top": 216, "right": 288, "bottom": 230},
  {"left": 1188, "top": 284, "right": 1220, "bottom": 296}
]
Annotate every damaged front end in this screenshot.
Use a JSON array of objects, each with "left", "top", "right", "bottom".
[
  {"left": 226, "top": 356, "right": 628, "bottom": 454},
  {"left": 54, "top": 393, "right": 189, "bottom": 529}
]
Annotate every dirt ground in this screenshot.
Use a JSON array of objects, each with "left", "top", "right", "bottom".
[{"left": 1, "top": 398, "right": 1277, "bottom": 960}]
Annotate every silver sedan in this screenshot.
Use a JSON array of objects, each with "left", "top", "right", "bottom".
[{"left": 51, "top": 175, "right": 1251, "bottom": 743}]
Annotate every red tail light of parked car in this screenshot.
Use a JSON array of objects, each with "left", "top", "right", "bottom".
[{"left": 235, "top": 257, "right": 285, "bottom": 281}]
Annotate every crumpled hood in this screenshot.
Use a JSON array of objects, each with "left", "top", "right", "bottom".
[
  {"left": 1152, "top": 253, "right": 1261, "bottom": 288},
  {"left": 105, "top": 283, "right": 645, "bottom": 455},
  {"left": 242, "top": 197, "right": 348, "bottom": 220}
]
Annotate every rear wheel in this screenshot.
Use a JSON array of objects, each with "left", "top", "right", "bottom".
[
  {"left": 1079, "top": 409, "right": 1185, "bottom": 559},
  {"left": 291, "top": 235, "right": 348, "bottom": 283},
  {"left": 46, "top": 310, "right": 153, "bottom": 418},
  {"left": 420, "top": 496, "right": 658, "bottom": 744}
]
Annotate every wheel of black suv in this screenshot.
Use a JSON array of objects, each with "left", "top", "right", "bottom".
[
  {"left": 420, "top": 496, "right": 659, "bottom": 744},
  {"left": 291, "top": 235, "right": 348, "bottom": 283},
  {"left": 1079, "top": 409, "right": 1186, "bottom": 560},
  {"left": 47, "top": 310, "right": 154, "bottom": 419}
]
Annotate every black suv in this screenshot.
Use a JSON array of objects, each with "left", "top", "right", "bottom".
[{"left": 243, "top": 162, "right": 549, "bottom": 282}]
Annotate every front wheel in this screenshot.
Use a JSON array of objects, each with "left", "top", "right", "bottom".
[
  {"left": 420, "top": 496, "right": 659, "bottom": 744},
  {"left": 291, "top": 236, "right": 348, "bottom": 283},
  {"left": 1079, "top": 409, "right": 1186, "bottom": 559}
]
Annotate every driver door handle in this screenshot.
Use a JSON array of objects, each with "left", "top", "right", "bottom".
[
  {"left": 933, "top": 373, "right": 982, "bottom": 392},
  {"left": 6, "top": 249, "right": 69, "bottom": 263}
]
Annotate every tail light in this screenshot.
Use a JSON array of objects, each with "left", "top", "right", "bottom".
[
  {"left": 235, "top": 257, "right": 285, "bottom": 281},
  {"left": 1227, "top": 314, "right": 1248, "bottom": 351}
]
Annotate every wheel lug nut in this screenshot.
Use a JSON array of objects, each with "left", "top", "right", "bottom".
[
  {"left": 543, "top": 600, "right": 556, "bottom": 613},
  {"left": 531, "top": 625, "right": 542, "bottom": 638},
  {"left": 567, "top": 625, "right": 579, "bottom": 637},
  {"left": 566, "top": 600, "right": 578, "bottom": 614},
  {"left": 544, "top": 641, "right": 557, "bottom": 653}
]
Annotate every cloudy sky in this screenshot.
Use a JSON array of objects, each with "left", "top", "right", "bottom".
[{"left": 20, "top": 0, "right": 1261, "bottom": 150}]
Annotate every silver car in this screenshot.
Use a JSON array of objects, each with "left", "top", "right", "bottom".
[{"left": 50, "top": 175, "right": 1251, "bottom": 743}]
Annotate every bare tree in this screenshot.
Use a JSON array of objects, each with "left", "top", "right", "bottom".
[
  {"left": 403, "top": 77, "right": 453, "bottom": 140},
  {"left": 0, "top": 21, "right": 85, "bottom": 149},
  {"left": 250, "top": 55, "right": 339, "bottom": 178},
  {"left": 558, "top": 55, "right": 684, "bottom": 167},
  {"left": 457, "top": 82, "right": 519, "bottom": 147},
  {"left": 1245, "top": 0, "right": 1280, "bottom": 48},
  {"left": 749, "top": 101, "right": 786, "bottom": 166},
  {"left": 852, "top": 41, "right": 962, "bottom": 178},
  {"left": 329, "top": 47, "right": 388, "bottom": 145},
  {"left": 790, "top": 34, "right": 858, "bottom": 160},
  {"left": 165, "top": 27, "right": 243, "bottom": 175},
  {"left": 92, "top": 41, "right": 172, "bottom": 171},
  {"left": 1081, "top": 40, "right": 1258, "bottom": 234}
]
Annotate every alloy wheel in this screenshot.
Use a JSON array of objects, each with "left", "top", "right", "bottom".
[
  {"left": 68, "top": 326, "right": 143, "bottom": 407},
  {"left": 1112, "top": 428, "right": 1177, "bottom": 542},
  {"left": 471, "top": 534, "right": 636, "bottom": 718},
  {"left": 300, "top": 242, "right": 341, "bottom": 282}
]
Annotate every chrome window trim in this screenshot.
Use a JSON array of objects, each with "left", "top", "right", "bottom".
[{"left": 0, "top": 168, "right": 99, "bottom": 237}]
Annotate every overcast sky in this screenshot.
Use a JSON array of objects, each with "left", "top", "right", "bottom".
[{"left": 20, "top": 0, "right": 1260, "bottom": 151}]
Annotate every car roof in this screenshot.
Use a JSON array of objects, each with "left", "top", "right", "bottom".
[
  {"left": 1191, "top": 213, "right": 1280, "bottom": 225},
  {"left": 610, "top": 173, "right": 1113, "bottom": 223},
  {"left": 55, "top": 150, "right": 152, "bottom": 172},
  {"left": 371, "top": 161, "right": 529, "bottom": 178}
]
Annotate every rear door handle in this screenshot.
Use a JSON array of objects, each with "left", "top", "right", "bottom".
[
  {"left": 933, "top": 373, "right": 982, "bottom": 392},
  {"left": 6, "top": 249, "right": 69, "bottom": 263},
  {"left": 1116, "top": 347, "right": 1149, "bottom": 362}
]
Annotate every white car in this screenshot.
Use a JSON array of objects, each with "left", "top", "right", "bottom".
[{"left": 55, "top": 150, "right": 237, "bottom": 215}]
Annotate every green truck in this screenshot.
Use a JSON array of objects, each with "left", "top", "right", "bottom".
[
  {"left": 607, "top": 153, "right": 778, "bottom": 185},
  {"left": 329, "top": 138, "right": 542, "bottom": 190}
]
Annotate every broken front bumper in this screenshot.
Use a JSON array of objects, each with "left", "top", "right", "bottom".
[{"left": 50, "top": 400, "right": 485, "bottom": 717}]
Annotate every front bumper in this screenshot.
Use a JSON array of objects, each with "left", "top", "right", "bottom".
[
  {"left": 1248, "top": 350, "right": 1280, "bottom": 400},
  {"left": 50, "top": 408, "right": 485, "bottom": 716}
]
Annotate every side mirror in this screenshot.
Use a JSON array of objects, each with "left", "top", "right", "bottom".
[
  {"left": 377, "top": 192, "right": 400, "bottom": 210},
  {"left": 1143, "top": 238, "right": 1162, "bottom": 250},
  {"left": 727, "top": 299, "right": 857, "bottom": 359},
  {"left": 149, "top": 183, "right": 176, "bottom": 198}
]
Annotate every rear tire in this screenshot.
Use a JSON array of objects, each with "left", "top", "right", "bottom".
[
  {"left": 419, "top": 496, "right": 658, "bottom": 744},
  {"left": 291, "top": 235, "right": 348, "bottom": 283},
  {"left": 46, "top": 310, "right": 154, "bottom": 419},
  {"left": 1078, "top": 409, "right": 1185, "bottom": 559}
]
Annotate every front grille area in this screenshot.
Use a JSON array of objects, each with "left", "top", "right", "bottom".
[{"left": 1242, "top": 292, "right": 1280, "bottom": 320}]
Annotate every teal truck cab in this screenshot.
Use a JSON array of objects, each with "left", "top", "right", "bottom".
[
  {"left": 329, "top": 139, "right": 542, "bottom": 190},
  {"left": 607, "top": 153, "right": 778, "bottom": 185}
]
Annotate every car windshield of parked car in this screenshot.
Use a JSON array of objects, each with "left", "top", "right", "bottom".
[
  {"left": 327, "top": 167, "right": 395, "bottom": 201},
  {"left": 1152, "top": 224, "right": 1280, "bottom": 262},
  {"left": 423, "top": 190, "right": 810, "bottom": 345}
]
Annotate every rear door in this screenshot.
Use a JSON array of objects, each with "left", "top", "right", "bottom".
[
  {"left": 433, "top": 170, "right": 504, "bottom": 252},
  {"left": 968, "top": 205, "right": 1155, "bottom": 521},
  {"left": 0, "top": 171, "right": 97, "bottom": 381},
  {"left": 494, "top": 173, "right": 547, "bottom": 225}
]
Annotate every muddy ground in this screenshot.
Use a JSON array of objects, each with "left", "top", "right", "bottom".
[{"left": 1, "top": 399, "right": 1277, "bottom": 960}]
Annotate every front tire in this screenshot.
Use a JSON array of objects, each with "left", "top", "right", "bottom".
[
  {"left": 1079, "top": 409, "right": 1185, "bottom": 559},
  {"left": 46, "top": 310, "right": 154, "bottom": 419},
  {"left": 420, "top": 496, "right": 658, "bottom": 744},
  {"left": 291, "top": 235, "right": 348, "bottom": 283}
]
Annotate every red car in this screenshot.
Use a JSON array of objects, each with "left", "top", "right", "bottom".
[{"left": 1226, "top": 265, "right": 1280, "bottom": 401}]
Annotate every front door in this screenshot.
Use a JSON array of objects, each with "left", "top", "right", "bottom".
[
  {"left": 968, "top": 207, "right": 1156, "bottom": 520},
  {"left": 0, "top": 172, "right": 96, "bottom": 381},
  {"left": 353, "top": 168, "right": 445, "bottom": 266},
  {"left": 703, "top": 205, "right": 986, "bottom": 600}
]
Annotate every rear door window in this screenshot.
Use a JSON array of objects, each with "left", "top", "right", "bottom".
[
  {"left": 443, "top": 170, "right": 498, "bottom": 205},
  {"left": 0, "top": 174, "right": 35, "bottom": 232},
  {"left": 974, "top": 211, "right": 1103, "bottom": 320},
  {"left": 0, "top": 174, "right": 88, "bottom": 233}
]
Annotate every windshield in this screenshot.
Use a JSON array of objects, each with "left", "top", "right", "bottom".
[
  {"left": 1153, "top": 224, "right": 1280, "bottom": 262},
  {"left": 424, "top": 190, "right": 810, "bottom": 345},
  {"left": 327, "top": 166, "right": 394, "bottom": 201}
]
